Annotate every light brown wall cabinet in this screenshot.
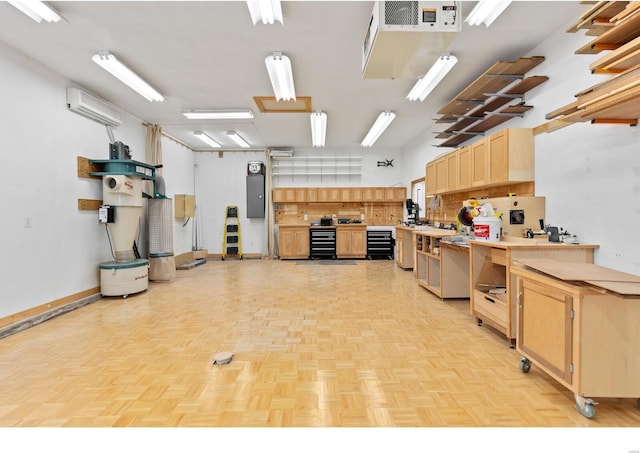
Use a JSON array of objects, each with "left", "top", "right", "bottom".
[{"left": 425, "top": 128, "right": 534, "bottom": 196}]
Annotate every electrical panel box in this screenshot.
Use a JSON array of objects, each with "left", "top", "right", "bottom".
[
  {"left": 246, "top": 175, "right": 265, "bottom": 218},
  {"left": 174, "top": 194, "right": 195, "bottom": 218}
]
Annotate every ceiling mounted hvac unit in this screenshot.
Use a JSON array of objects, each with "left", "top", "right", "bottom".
[
  {"left": 268, "top": 148, "right": 294, "bottom": 157},
  {"left": 66, "top": 87, "right": 122, "bottom": 126},
  {"left": 363, "top": 1, "right": 461, "bottom": 79}
]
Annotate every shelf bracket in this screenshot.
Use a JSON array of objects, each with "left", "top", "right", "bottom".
[
  {"left": 485, "top": 111, "right": 527, "bottom": 118},
  {"left": 483, "top": 92, "right": 524, "bottom": 99},
  {"left": 485, "top": 73, "right": 524, "bottom": 80},
  {"left": 590, "top": 118, "right": 638, "bottom": 126}
]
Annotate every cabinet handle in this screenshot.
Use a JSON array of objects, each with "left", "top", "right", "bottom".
[
  {"left": 485, "top": 296, "right": 495, "bottom": 304},
  {"left": 517, "top": 291, "right": 522, "bottom": 308}
]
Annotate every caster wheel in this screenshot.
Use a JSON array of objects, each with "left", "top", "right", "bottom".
[
  {"left": 519, "top": 357, "right": 531, "bottom": 373},
  {"left": 576, "top": 401, "right": 596, "bottom": 419}
]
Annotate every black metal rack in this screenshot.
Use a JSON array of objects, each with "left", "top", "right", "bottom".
[
  {"left": 367, "top": 230, "right": 394, "bottom": 260},
  {"left": 310, "top": 228, "right": 336, "bottom": 259}
]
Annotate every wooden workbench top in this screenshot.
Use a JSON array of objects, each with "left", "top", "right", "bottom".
[{"left": 467, "top": 239, "right": 599, "bottom": 250}]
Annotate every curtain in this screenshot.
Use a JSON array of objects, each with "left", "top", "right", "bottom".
[
  {"left": 265, "top": 152, "right": 277, "bottom": 258},
  {"left": 145, "top": 124, "right": 163, "bottom": 195}
]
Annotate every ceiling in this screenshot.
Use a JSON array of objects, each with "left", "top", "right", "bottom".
[{"left": 0, "top": 1, "right": 586, "bottom": 152}]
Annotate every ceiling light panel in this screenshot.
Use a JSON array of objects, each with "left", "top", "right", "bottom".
[
  {"left": 193, "top": 131, "right": 221, "bottom": 148},
  {"left": 226, "top": 131, "right": 251, "bottom": 148},
  {"left": 8, "top": 0, "right": 61, "bottom": 23},
  {"left": 182, "top": 110, "right": 254, "bottom": 120},
  {"left": 246, "top": 0, "right": 283, "bottom": 25},
  {"left": 361, "top": 111, "right": 396, "bottom": 147},
  {"left": 407, "top": 54, "right": 458, "bottom": 102},
  {"left": 310, "top": 111, "right": 327, "bottom": 147},
  {"left": 265, "top": 52, "right": 296, "bottom": 101},
  {"left": 466, "top": 1, "right": 512, "bottom": 27},
  {"left": 92, "top": 51, "right": 164, "bottom": 102}
]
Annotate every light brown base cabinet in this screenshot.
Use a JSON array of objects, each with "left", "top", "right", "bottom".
[
  {"left": 512, "top": 261, "right": 640, "bottom": 419},
  {"left": 468, "top": 239, "right": 598, "bottom": 347},
  {"left": 336, "top": 224, "right": 366, "bottom": 259},
  {"left": 278, "top": 225, "right": 310, "bottom": 259},
  {"left": 395, "top": 226, "right": 415, "bottom": 270},
  {"left": 413, "top": 229, "right": 469, "bottom": 299}
]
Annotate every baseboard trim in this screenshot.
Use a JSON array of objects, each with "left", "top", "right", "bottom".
[{"left": 0, "top": 288, "right": 102, "bottom": 339}]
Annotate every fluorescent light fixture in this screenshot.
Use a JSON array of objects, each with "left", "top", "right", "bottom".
[
  {"left": 310, "top": 111, "right": 327, "bottom": 147},
  {"left": 407, "top": 54, "right": 458, "bottom": 102},
  {"left": 92, "top": 51, "right": 164, "bottom": 102},
  {"left": 8, "top": 0, "right": 61, "bottom": 23},
  {"left": 265, "top": 52, "right": 296, "bottom": 101},
  {"left": 182, "top": 109, "right": 254, "bottom": 120},
  {"left": 246, "top": 0, "right": 283, "bottom": 25},
  {"left": 269, "top": 148, "right": 293, "bottom": 157},
  {"left": 226, "top": 131, "right": 251, "bottom": 148},
  {"left": 466, "top": 0, "right": 512, "bottom": 27},
  {"left": 361, "top": 111, "right": 396, "bottom": 147},
  {"left": 194, "top": 131, "right": 221, "bottom": 148}
]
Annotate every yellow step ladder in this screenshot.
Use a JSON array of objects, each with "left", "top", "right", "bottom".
[{"left": 222, "top": 205, "right": 242, "bottom": 260}]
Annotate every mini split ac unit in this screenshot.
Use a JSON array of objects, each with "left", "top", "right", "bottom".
[
  {"left": 268, "top": 148, "right": 294, "bottom": 157},
  {"left": 362, "top": 1, "right": 461, "bottom": 79},
  {"left": 67, "top": 87, "right": 122, "bottom": 126}
]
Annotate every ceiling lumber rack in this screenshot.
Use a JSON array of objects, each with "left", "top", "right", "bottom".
[
  {"left": 434, "top": 56, "right": 547, "bottom": 148},
  {"left": 546, "top": 1, "right": 640, "bottom": 126}
]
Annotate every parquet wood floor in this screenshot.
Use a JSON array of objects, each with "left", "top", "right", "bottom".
[{"left": 0, "top": 259, "right": 639, "bottom": 430}]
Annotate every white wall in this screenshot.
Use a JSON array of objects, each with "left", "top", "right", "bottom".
[
  {"left": 403, "top": 26, "right": 640, "bottom": 274},
  {"left": 0, "top": 41, "right": 147, "bottom": 318},
  {"left": 194, "top": 150, "right": 269, "bottom": 255}
]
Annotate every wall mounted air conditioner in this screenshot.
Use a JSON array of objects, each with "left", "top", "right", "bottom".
[
  {"left": 67, "top": 87, "right": 122, "bottom": 126},
  {"left": 363, "top": 1, "right": 461, "bottom": 79},
  {"left": 269, "top": 148, "right": 294, "bottom": 158}
]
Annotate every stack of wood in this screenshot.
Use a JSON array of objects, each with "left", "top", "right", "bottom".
[{"left": 546, "top": 1, "right": 640, "bottom": 125}]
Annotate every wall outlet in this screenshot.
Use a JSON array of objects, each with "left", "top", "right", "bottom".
[
  {"left": 303, "top": 214, "right": 308, "bottom": 221},
  {"left": 361, "top": 213, "right": 365, "bottom": 220},
  {"left": 24, "top": 217, "right": 32, "bottom": 228}
]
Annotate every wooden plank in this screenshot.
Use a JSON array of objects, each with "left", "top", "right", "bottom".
[
  {"left": 77, "top": 156, "right": 102, "bottom": 179},
  {"left": 515, "top": 258, "right": 640, "bottom": 282},
  {"left": 566, "top": 1, "right": 629, "bottom": 33},
  {"left": 584, "top": 280, "right": 640, "bottom": 295},
  {"left": 533, "top": 119, "right": 574, "bottom": 135},
  {"left": 575, "top": 9, "right": 640, "bottom": 54},
  {"left": 589, "top": 34, "right": 640, "bottom": 72},
  {"left": 77, "top": 199, "right": 102, "bottom": 211}
]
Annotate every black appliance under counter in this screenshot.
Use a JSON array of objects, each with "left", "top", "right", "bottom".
[{"left": 310, "top": 228, "right": 336, "bottom": 259}]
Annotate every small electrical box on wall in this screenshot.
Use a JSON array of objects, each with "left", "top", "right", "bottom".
[
  {"left": 98, "top": 205, "right": 115, "bottom": 223},
  {"left": 247, "top": 161, "right": 265, "bottom": 175}
]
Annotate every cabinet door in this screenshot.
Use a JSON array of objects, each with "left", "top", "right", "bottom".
[
  {"left": 294, "top": 228, "right": 310, "bottom": 256},
  {"left": 362, "top": 187, "right": 375, "bottom": 201},
  {"left": 351, "top": 187, "right": 363, "bottom": 201},
  {"left": 447, "top": 152, "right": 458, "bottom": 192},
  {"left": 317, "top": 188, "right": 330, "bottom": 202},
  {"left": 272, "top": 188, "right": 285, "bottom": 203},
  {"left": 458, "top": 146, "right": 471, "bottom": 190},
  {"left": 471, "top": 138, "right": 487, "bottom": 187},
  {"left": 336, "top": 229, "right": 351, "bottom": 256},
  {"left": 295, "top": 187, "right": 307, "bottom": 202},
  {"left": 488, "top": 129, "right": 509, "bottom": 184},
  {"left": 279, "top": 228, "right": 296, "bottom": 257},
  {"left": 374, "top": 187, "right": 385, "bottom": 201},
  {"left": 352, "top": 230, "right": 367, "bottom": 256},
  {"left": 393, "top": 187, "right": 406, "bottom": 201},
  {"left": 306, "top": 187, "right": 318, "bottom": 202},
  {"left": 518, "top": 277, "right": 573, "bottom": 384},
  {"left": 340, "top": 187, "right": 352, "bottom": 202},
  {"left": 435, "top": 157, "right": 448, "bottom": 194},
  {"left": 426, "top": 162, "right": 436, "bottom": 195},
  {"left": 284, "top": 188, "right": 297, "bottom": 203}
]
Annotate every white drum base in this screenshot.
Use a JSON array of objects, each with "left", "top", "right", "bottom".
[{"left": 100, "top": 259, "right": 149, "bottom": 297}]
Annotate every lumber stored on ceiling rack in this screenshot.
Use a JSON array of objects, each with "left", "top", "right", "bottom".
[
  {"left": 565, "top": 1, "right": 629, "bottom": 35},
  {"left": 434, "top": 56, "right": 547, "bottom": 148},
  {"left": 575, "top": 4, "right": 640, "bottom": 54}
]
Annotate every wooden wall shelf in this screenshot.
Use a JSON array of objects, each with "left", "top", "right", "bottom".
[
  {"left": 434, "top": 57, "right": 547, "bottom": 148},
  {"left": 566, "top": 1, "right": 630, "bottom": 34},
  {"left": 547, "top": 2, "right": 640, "bottom": 124}
]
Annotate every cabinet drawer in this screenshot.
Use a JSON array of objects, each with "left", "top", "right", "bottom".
[
  {"left": 491, "top": 248, "right": 507, "bottom": 266},
  {"left": 474, "top": 289, "right": 507, "bottom": 327}
]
